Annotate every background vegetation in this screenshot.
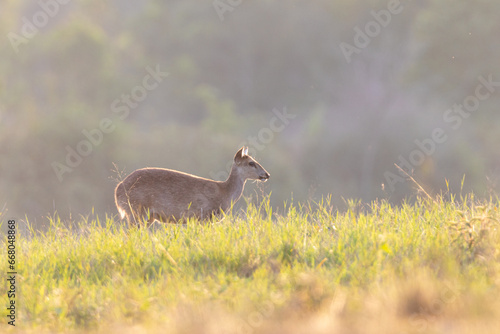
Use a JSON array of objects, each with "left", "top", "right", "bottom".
[{"left": 1, "top": 1, "right": 500, "bottom": 224}]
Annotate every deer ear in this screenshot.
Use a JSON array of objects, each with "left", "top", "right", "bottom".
[
  {"left": 234, "top": 147, "right": 245, "bottom": 162},
  {"left": 243, "top": 146, "right": 248, "bottom": 156}
]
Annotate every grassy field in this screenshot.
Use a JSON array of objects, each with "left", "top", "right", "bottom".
[{"left": 1, "top": 195, "right": 500, "bottom": 333}]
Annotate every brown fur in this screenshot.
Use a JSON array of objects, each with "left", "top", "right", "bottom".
[{"left": 114, "top": 147, "right": 269, "bottom": 224}]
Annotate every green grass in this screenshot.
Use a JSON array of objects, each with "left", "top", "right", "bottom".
[{"left": 2, "top": 195, "right": 500, "bottom": 333}]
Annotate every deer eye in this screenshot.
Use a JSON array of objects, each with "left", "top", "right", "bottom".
[{"left": 249, "top": 161, "right": 256, "bottom": 167}]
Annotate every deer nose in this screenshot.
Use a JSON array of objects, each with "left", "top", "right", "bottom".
[{"left": 259, "top": 172, "right": 271, "bottom": 182}]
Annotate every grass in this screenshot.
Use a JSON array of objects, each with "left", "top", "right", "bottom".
[{"left": 1, "top": 194, "right": 500, "bottom": 333}]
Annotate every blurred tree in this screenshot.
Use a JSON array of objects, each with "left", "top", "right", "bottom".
[
  {"left": 1, "top": 0, "right": 499, "bottom": 223},
  {"left": 411, "top": 0, "right": 500, "bottom": 99}
]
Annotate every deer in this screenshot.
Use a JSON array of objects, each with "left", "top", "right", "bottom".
[{"left": 114, "top": 147, "right": 270, "bottom": 225}]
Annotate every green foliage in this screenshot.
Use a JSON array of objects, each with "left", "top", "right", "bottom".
[{"left": 2, "top": 196, "right": 500, "bottom": 332}]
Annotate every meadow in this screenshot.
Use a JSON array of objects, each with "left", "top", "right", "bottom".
[{"left": 1, "top": 194, "right": 500, "bottom": 333}]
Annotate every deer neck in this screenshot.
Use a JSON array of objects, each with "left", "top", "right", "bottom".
[{"left": 223, "top": 164, "right": 246, "bottom": 203}]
